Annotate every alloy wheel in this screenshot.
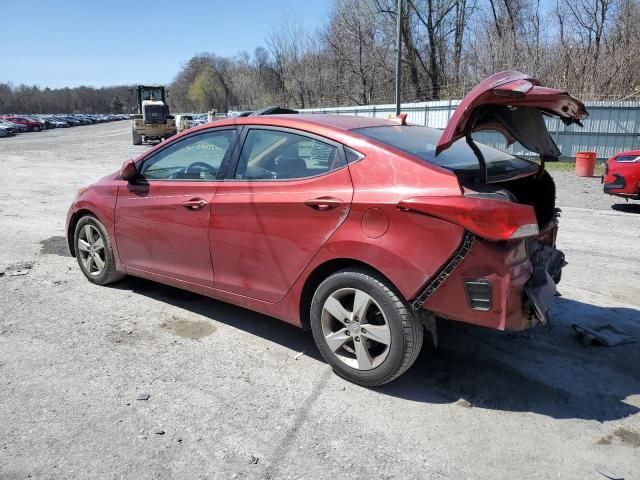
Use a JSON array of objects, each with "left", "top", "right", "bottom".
[
  {"left": 321, "top": 288, "right": 391, "bottom": 370},
  {"left": 77, "top": 224, "right": 106, "bottom": 276}
]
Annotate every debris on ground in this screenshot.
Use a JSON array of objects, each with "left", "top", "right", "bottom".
[
  {"left": 248, "top": 455, "right": 259, "bottom": 465},
  {"left": 294, "top": 351, "right": 305, "bottom": 360},
  {"left": 2, "top": 261, "right": 34, "bottom": 277},
  {"left": 572, "top": 324, "right": 635, "bottom": 347},
  {"left": 136, "top": 393, "right": 151, "bottom": 401},
  {"left": 455, "top": 398, "right": 472, "bottom": 408},
  {"left": 154, "top": 429, "right": 165, "bottom": 435},
  {"left": 594, "top": 464, "right": 624, "bottom": 480}
]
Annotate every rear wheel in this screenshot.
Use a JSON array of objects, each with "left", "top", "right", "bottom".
[
  {"left": 74, "top": 215, "right": 125, "bottom": 285},
  {"left": 32, "top": 125, "right": 41, "bottom": 132},
  {"left": 132, "top": 127, "right": 142, "bottom": 145},
  {"left": 310, "top": 268, "right": 423, "bottom": 386}
]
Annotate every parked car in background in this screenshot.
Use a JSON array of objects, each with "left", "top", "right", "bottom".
[
  {"left": 191, "top": 114, "right": 209, "bottom": 127},
  {"left": 35, "top": 117, "right": 54, "bottom": 129},
  {"left": 603, "top": 150, "right": 640, "bottom": 200},
  {"left": 0, "top": 113, "right": 125, "bottom": 132},
  {"left": 66, "top": 71, "right": 587, "bottom": 386},
  {"left": 0, "top": 119, "right": 24, "bottom": 134},
  {"left": 1, "top": 115, "right": 45, "bottom": 132},
  {"left": 175, "top": 114, "right": 195, "bottom": 132},
  {"left": 47, "top": 116, "right": 70, "bottom": 128},
  {"left": 0, "top": 124, "right": 14, "bottom": 137},
  {"left": 59, "top": 116, "right": 81, "bottom": 126}
]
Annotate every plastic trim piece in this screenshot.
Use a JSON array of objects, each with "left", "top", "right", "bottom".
[
  {"left": 464, "top": 279, "right": 492, "bottom": 311},
  {"left": 410, "top": 231, "right": 475, "bottom": 311}
]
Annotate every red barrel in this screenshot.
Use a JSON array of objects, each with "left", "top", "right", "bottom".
[{"left": 575, "top": 151, "right": 597, "bottom": 177}]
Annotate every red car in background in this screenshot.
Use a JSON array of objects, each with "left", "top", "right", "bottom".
[
  {"left": 1, "top": 115, "right": 45, "bottom": 132},
  {"left": 603, "top": 150, "right": 640, "bottom": 200},
  {"left": 66, "top": 71, "right": 587, "bottom": 386}
]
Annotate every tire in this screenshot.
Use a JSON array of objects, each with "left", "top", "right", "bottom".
[
  {"left": 74, "top": 215, "right": 125, "bottom": 285},
  {"left": 132, "top": 127, "right": 142, "bottom": 145},
  {"left": 310, "top": 268, "right": 423, "bottom": 386},
  {"left": 32, "top": 125, "right": 41, "bottom": 132}
]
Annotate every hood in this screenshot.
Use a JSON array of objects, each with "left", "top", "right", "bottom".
[{"left": 436, "top": 71, "right": 588, "bottom": 159}]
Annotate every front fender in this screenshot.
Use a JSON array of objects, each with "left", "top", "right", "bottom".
[{"left": 65, "top": 181, "right": 121, "bottom": 269}]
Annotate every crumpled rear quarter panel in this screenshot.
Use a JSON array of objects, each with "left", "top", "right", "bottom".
[{"left": 424, "top": 238, "right": 533, "bottom": 330}]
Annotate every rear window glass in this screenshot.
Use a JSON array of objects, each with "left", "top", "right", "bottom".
[{"left": 353, "top": 125, "right": 536, "bottom": 176}]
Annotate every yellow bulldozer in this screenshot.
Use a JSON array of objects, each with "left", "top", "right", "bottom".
[{"left": 130, "top": 85, "right": 177, "bottom": 145}]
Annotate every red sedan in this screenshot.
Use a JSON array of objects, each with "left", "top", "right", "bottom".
[
  {"left": 1, "top": 115, "right": 45, "bottom": 132},
  {"left": 66, "top": 71, "right": 587, "bottom": 386},
  {"left": 603, "top": 150, "right": 640, "bottom": 200}
]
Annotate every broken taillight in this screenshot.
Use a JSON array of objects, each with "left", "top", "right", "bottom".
[{"left": 397, "top": 196, "right": 539, "bottom": 241}]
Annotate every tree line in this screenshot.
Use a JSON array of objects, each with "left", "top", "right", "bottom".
[
  {"left": 2, "top": 0, "right": 639, "bottom": 114},
  {"left": 170, "top": 0, "right": 640, "bottom": 112},
  {"left": 0, "top": 83, "right": 135, "bottom": 114}
]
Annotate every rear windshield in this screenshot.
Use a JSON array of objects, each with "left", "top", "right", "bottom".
[{"left": 354, "top": 125, "right": 537, "bottom": 177}]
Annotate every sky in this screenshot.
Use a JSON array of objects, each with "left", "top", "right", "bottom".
[{"left": 0, "top": 0, "right": 331, "bottom": 89}]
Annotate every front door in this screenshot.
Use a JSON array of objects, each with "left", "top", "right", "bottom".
[
  {"left": 115, "top": 128, "right": 237, "bottom": 285},
  {"left": 211, "top": 127, "right": 353, "bottom": 302}
]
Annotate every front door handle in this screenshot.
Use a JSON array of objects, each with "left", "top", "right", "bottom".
[
  {"left": 182, "top": 198, "right": 208, "bottom": 210},
  {"left": 304, "top": 197, "right": 344, "bottom": 211}
]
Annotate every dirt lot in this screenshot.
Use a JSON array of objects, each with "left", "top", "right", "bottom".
[{"left": 1, "top": 122, "right": 639, "bottom": 479}]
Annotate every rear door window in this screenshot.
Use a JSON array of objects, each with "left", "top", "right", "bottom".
[{"left": 234, "top": 129, "right": 342, "bottom": 180}]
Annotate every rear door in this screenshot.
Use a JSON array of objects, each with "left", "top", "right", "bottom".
[
  {"left": 115, "top": 128, "right": 238, "bottom": 285},
  {"left": 210, "top": 126, "right": 353, "bottom": 302}
]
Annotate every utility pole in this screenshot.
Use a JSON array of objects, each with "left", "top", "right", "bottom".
[{"left": 395, "top": 0, "right": 402, "bottom": 116}]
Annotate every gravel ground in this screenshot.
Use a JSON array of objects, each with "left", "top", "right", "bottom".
[
  {"left": 552, "top": 166, "right": 640, "bottom": 212},
  {"left": 1, "top": 122, "right": 639, "bottom": 480}
]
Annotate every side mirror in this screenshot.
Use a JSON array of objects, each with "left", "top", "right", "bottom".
[{"left": 120, "top": 159, "right": 138, "bottom": 182}]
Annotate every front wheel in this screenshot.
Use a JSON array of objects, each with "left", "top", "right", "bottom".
[
  {"left": 74, "top": 215, "right": 125, "bottom": 285},
  {"left": 310, "top": 269, "right": 423, "bottom": 386}
]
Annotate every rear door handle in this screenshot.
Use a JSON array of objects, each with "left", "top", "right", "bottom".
[
  {"left": 304, "top": 197, "right": 344, "bottom": 211},
  {"left": 182, "top": 198, "right": 208, "bottom": 210}
]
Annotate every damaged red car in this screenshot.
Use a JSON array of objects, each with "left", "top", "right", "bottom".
[{"left": 66, "top": 71, "right": 588, "bottom": 386}]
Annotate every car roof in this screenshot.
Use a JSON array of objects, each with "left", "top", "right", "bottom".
[
  {"left": 283, "top": 114, "right": 393, "bottom": 130},
  {"left": 190, "top": 113, "right": 393, "bottom": 133}
]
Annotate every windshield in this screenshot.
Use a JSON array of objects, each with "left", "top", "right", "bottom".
[
  {"left": 354, "top": 125, "right": 537, "bottom": 178},
  {"left": 140, "top": 88, "right": 164, "bottom": 101}
]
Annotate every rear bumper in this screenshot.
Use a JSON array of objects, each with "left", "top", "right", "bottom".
[{"left": 420, "top": 229, "right": 561, "bottom": 331}]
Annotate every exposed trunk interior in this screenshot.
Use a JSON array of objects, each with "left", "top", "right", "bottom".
[{"left": 462, "top": 170, "right": 556, "bottom": 229}]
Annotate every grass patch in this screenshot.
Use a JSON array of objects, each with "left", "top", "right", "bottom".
[{"left": 545, "top": 161, "right": 605, "bottom": 175}]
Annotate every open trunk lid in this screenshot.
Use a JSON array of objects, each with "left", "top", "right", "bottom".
[{"left": 436, "top": 71, "right": 588, "bottom": 165}]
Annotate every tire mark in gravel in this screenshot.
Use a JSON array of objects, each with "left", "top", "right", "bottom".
[{"left": 263, "top": 368, "right": 332, "bottom": 479}]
